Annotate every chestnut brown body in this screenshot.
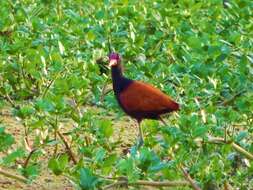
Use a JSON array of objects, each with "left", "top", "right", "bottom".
[
  {"left": 109, "top": 52, "right": 179, "bottom": 146},
  {"left": 119, "top": 81, "right": 179, "bottom": 121}
]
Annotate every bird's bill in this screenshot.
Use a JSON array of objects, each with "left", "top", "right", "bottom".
[{"left": 109, "top": 59, "right": 117, "bottom": 67}]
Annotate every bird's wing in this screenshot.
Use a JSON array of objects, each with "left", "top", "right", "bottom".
[{"left": 119, "top": 81, "right": 179, "bottom": 113}]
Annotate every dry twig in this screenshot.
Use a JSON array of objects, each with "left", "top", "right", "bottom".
[
  {"left": 57, "top": 131, "right": 77, "bottom": 164},
  {"left": 206, "top": 136, "right": 253, "bottom": 160},
  {"left": 220, "top": 90, "right": 246, "bottom": 106},
  {"left": 102, "top": 179, "right": 190, "bottom": 190},
  {"left": 23, "top": 149, "right": 37, "bottom": 168},
  {"left": 0, "top": 168, "right": 27, "bottom": 183},
  {"left": 180, "top": 165, "right": 202, "bottom": 190}
]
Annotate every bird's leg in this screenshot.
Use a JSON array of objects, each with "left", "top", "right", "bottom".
[
  {"left": 137, "top": 120, "right": 144, "bottom": 148},
  {"left": 159, "top": 116, "right": 168, "bottom": 126}
]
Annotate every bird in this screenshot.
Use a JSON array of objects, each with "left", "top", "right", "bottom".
[{"left": 108, "top": 52, "right": 179, "bottom": 147}]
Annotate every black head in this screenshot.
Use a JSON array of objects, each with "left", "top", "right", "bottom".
[{"left": 108, "top": 52, "right": 121, "bottom": 67}]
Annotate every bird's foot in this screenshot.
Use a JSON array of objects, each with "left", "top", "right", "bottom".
[
  {"left": 136, "top": 137, "right": 144, "bottom": 149},
  {"left": 129, "top": 138, "right": 144, "bottom": 155}
]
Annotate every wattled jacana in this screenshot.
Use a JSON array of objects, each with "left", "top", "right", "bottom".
[{"left": 109, "top": 53, "right": 179, "bottom": 146}]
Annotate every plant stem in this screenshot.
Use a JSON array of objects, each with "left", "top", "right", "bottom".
[
  {"left": 231, "top": 142, "right": 253, "bottom": 160},
  {"left": 72, "top": 98, "right": 82, "bottom": 117},
  {"left": 23, "top": 149, "right": 37, "bottom": 168},
  {"left": 102, "top": 181, "right": 126, "bottom": 190},
  {"left": 100, "top": 82, "right": 109, "bottom": 103},
  {"left": 54, "top": 128, "right": 58, "bottom": 156},
  {"left": 23, "top": 122, "right": 31, "bottom": 151},
  {"left": 197, "top": 136, "right": 253, "bottom": 160},
  {"left": 20, "top": 61, "right": 31, "bottom": 91},
  {"left": 41, "top": 68, "right": 67, "bottom": 98},
  {"left": 0, "top": 168, "right": 27, "bottom": 183},
  {"left": 57, "top": 131, "right": 77, "bottom": 164},
  {"left": 132, "top": 180, "right": 190, "bottom": 187},
  {"left": 102, "top": 179, "right": 190, "bottom": 190},
  {"left": 0, "top": 94, "right": 19, "bottom": 109},
  {"left": 180, "top": 165, "right": 202, "bottom": 190},
  {"left": 220, "top": 90, "right": 246, "bottom": 106},
  {"left": 53, "top": 116, "right": 58, "bottom": 156},
  {"left": 41, "top": 79, "right": 55, "bottom": 98},
  {"left": 224, "top": 181, "right": 233, "bottom": 190}
]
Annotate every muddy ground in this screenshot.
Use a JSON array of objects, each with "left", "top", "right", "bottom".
[{"left": 0, "top": 107, "right": 139, "bottom": 190}]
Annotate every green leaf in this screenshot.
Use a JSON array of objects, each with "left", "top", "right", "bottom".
[
  {"left": 117, "top": 157, "right": 139, "bottom": 182},
  {"left": 53, "top": 79, "right": 69, "bottom": 94},
  {"left": 98, "top": 120, "right": 113, "bottom": 138},
  {"left": 14, "top": 106, "right": 35, "bottom": 118},
  {"left": 22, "top": 164, "right": 40, "bottom": 179},
  {"left": 35, "top": 99, "right": 55, "bottom": 112},
  {"left": 187, "top": 36, "right": 201, "bottom": 49},
  {"left": 58, "top": 41, "right": 65, "bottom": 55},
  {"left": 103, "top": 154, "right": 117, "bottom": 167},
  {"left": 215, "top": 54, "right": 227, "bottom": 62},
  {"left": 94, "top": 148, "right": 106, "bottom": 163},
  {"left": 86, "top": 31, "right": 95, "bottom": 41},
  {"left": 149, "top": 162, "right": 167, "bottom": 172},
  {"left": 236, "top": 131, "right": 248, "bottom": 142},
  {"left": 79, "top": 168, "right": 99, "bottom": 190},
  {"left": 2, "top": 148, "right": 26, "bottom": 166},
  {"left": 95, "top": 10, "right": 104, "bottom": 19},
  {"left": 192, "top": 125, "right": 208, "bottom": 138},
  {"left": 117, "top": 157, "right": 134, "bottom": 175},
  {"left": 0, "top": 126, "right": 15, "bottom": 152},
  {"left": 48, "top": 154, "right": 68, "bottom": 175}
]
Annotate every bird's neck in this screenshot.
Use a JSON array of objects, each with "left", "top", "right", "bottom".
[
  {"left": 111, "top": 65, "right": 132, "bottom": 94},
  {"left": 112, "top": 65, "right": 123, "bottom": 81}
]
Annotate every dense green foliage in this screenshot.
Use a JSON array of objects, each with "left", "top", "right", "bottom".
[{"left": 0, "top": 0, "right": 252, "bottom": 189}]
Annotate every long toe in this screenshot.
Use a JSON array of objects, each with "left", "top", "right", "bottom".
[
  {"left": 137, "top": 137, "right": 144, "bottom": 148},
  {"left": 130, "top": 138, "right": 144, "bottom": 155}
]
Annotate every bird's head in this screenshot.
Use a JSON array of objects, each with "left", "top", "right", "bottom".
[{"left": 108, "top": 52, "right": 121, "bottom": 67}]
